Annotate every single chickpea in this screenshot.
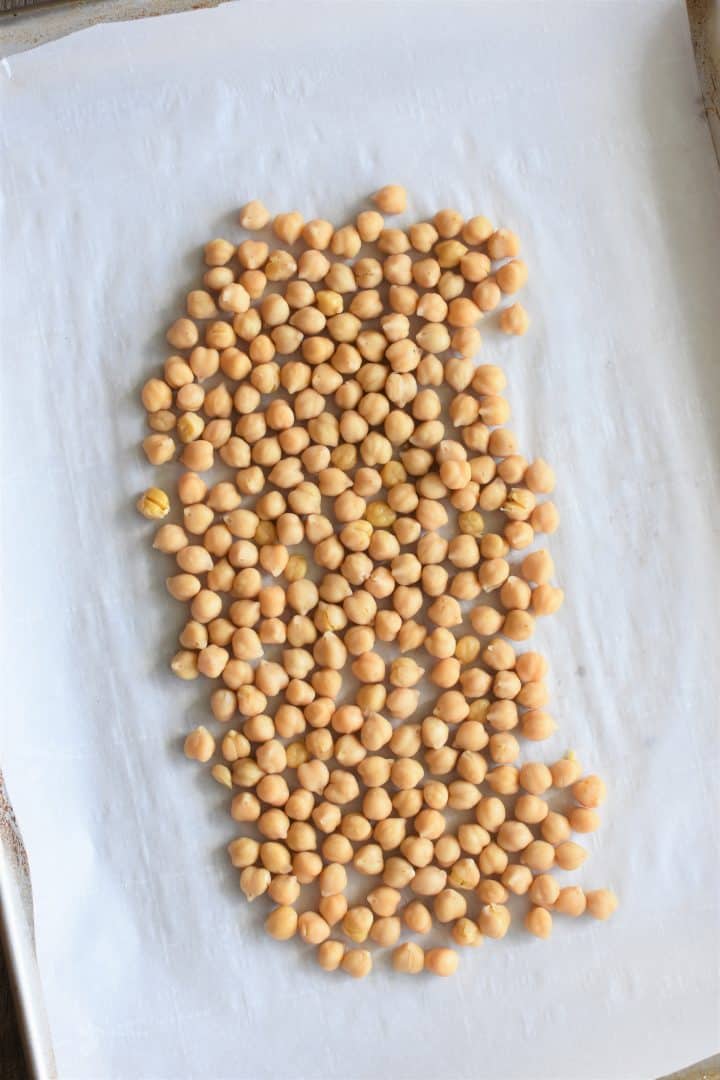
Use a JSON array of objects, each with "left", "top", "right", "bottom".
[
  {"left": 554, "top": 886, "right": 587, "bottom": 917},
  {"left": 372, "top": 184, "right": 406, "bottom": 214},
  {"left": 572, "top": 775, "right": 607, "bottom": 808},
  {"left": 525, "top": 906, "right": 552, "bottom": 939},
  {"left": 448, "top": 858, "right": 481, "bottom": 891},
  {"left": 342, "top": 906, "right": 374, "bottom": 944},
  {"left": 298, "top": 912, "right": 331, "bottom": 946},
  {"left": 390, "top": 942, "right": 423, "bottom": 975},
  {"left": 501, "top": 864, "right": 533, "bottom": 896},
  {"left": 265, "top": 878, "right": 301, "bottom": 910},
  {"left": 434, "top": 889, "right": 467, "bottom": 923},
  {"left": 473, "top": 279, "right": 502, "bottom": 312},
  {"left": 515, "top": 795, "right": 549, "bottom": 826},
  {"left": 496, "top": 259, "right": 528, "bottom": 294},
  {"left": 528, "top": 874, "right": 560, "bottom": 909},
  {"left": 425, "top": 948, "right": 459, "bottom": 977},
  {"left": 477, "top": 904, "right": 511, "bottom": 939},
  {"left": 585, "top": 889, "right": 619, "bottom": 920},
  {"left": 541, "top": 812, "right": 571, "bottom": 846},
  {"left": 400, "top": 900, "right": 430, "bottom": 935},
  {"left": 239, "top": 866, "right": 270, "bottom": 902},
  {"left": 227, "top": 837, "right": 260, "bottom": 869},
  {"left": 340, "top": 949, "right": 372, "bottom": 979},
  {"left": 410, "top": 866, "right": 447, "bottom": 896},
  {"left": 317, "top": 940, "right": 345, "bottom": 972},
  {"left": 554, "top": 841, "right": 587, "bottom": 871},
  {"left": 499, "top": 302, "right": 530, "bottom": 336},
  {"left": 183, "top": 726, "right": 215, "bottom": 762},
  {"left": 452, "top": 917, "right": 482, "bottom": 948},
  {"left": 521, "top": 841, "right": 556, "bottom": 872},
  {"left": 265, "top": 906, "right": 298, "bottom": 941}
]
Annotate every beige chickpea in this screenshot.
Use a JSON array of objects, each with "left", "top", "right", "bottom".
[
  {"left": 390, "top": 942, "right": 423, "bottom": 975},
  {"left": 477, "top": 904, "right": 511, "bottom": 940},
  {"left": 293, "top": 851, "right": 323, "bottom": 884},
  {"left": 453, "top": 720, "right": 488, "bottom": 754},
  {"left": 227, "top": 837, "right": 260, "bottom": 869},
  {"left": 372, "top": 184, "right": 406, "bottom": 214},
  {"left": 507, "top": 516, "right": 539, "bottom": 548},
  {"left": 180, "top": 621, "right": 208, "bottom": 652},
  {"left": 554, "top": 841, "right": 587, "bottom": 871},
  {"left": 499, "top": 302, "right": 530, "bottom": 336},
  {"left": 528, "top": 874, "right": 560, "bottom": 909},
  {"left": 266, "top": 876, "right": 300, "bottom": 909},
  {"left": 553, "top": 886, "right": 587, "bottom": 917},
  {"left": 585, "top": 889, "right": 619, "bottom": 920},
  {"left": 457, "top": 824, "right": 489, "bottom": 856},
  {"left": 342, "top": 905, "right": 374, "bottom": 944},
  {"left": 525, "top": 906, "right": 552, "bottom": 940},
  {"left": 424, "top": 747, "right": 459, "bottom": 777},
  {"left": 383, "top": 856, "right": 416, "bottom": 889},
  {"left": 316, "top": 896, "right": 347, "bottom": 930},
  {"left": 229, "top": 789, "right": 259, "bottom": 823},
  {"left": 265, "top": 906, "right": 298, "bottom": 942},
  {"left": 521, "top": 841, "right": 556, "bottom": 872},
  {"left": 437, "top": 271, "right": 464, "bottom": 301},
  {"left": 567, "top": 807, "right": 600, "bottom": 834},
  {"left": 410, "top": 866, "right": 447, "bottom": 897},
  {"left": 540, "top": 812, "right": 570, "bottom": 846},
  {"left": 445, "top": 780, "right": 479, "bottom": 811},
  {"left": 340, "top": 949, "right": 372, "bottom": 979},
  {"left": 450, "top": 917, "right": 481, "bottom": 948},
  {"left": 520, "top": 709, "right": 557, "bottom": 742},
  {"left": 496, "top": 258, "right": 528, "bottom": 294},
  {"left": 446, "top": 857, "right": 480, "bottom": 892},
  {"left": 401, "top": 836, "right": 434, "bottom": 869},
  {"left": 258, "top": 809, "right": 290, "bottom": 841},
  {"left": 298, "top": 911, "right": 331, "bottom": 947},
  {"left": 571, "top": 774, "right": 607, "bottom": 809},
  {"left": 434, "top": 889, "right": 467, "bottom": 924},
  {"left": 514, "top": 795, "right": 548, "bottom": 827},
  {"left": 400, "top": 900, "right": 430, "bottom": 935},
  {"left": 315, "top": 940, "right": 344, "bottom": 973},
  {"left": 374, "top": 817, "right": 406, "bottom": 852},
  {"left": 498, "top": 864, "right": 532, "bottom": 897},
  {"left": 183, "top": 725, "right": 215, "bottom": 762},
  {"left": 239, "top": 866, "right": 271, "bottom": 902},
  {"left": 424, "top": 948, "right": 459, "bottom": 977}
]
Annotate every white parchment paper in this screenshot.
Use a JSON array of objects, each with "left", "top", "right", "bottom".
[{"left": 1, "top": 2, "right": 719, "bottom": 1077}]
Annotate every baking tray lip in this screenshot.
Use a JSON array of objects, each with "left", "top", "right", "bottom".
[{"left": 0, "top": 771, "right": 57, "bottom": 1080}]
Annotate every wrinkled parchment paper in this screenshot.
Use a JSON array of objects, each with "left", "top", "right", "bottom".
[{"left": 1, "top": 2, "right": 719, "bottom": 1076}]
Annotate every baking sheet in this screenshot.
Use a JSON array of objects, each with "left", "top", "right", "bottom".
[{"left": 1, "top": 1, "right": 719, "bottom": 1077}]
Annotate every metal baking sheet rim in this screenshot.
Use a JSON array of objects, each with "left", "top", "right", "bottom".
[
  {"left": 0, "top": 773, "right": 57, "bottom": 1080},
  {"left": 0, "top": 4, "right": 718, "bottom": 1079}
]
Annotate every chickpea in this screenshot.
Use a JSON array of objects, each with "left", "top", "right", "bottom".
[
  {"left": 411, "top": 866, "right": 447, "bottom": 896},
  {"left": 425, "top": 948, "right": 459, "bottom": 977},
  {"left": 554, "top": 886, "right": 587, "bottom": 917},
  {"left": 477, "top": 904, "right": 511, "bottom": 940},
  {"left": 500, "top": 302, "right": 530, "bottom": 335},
  {"left": 584, "top": 889, "right": 618, "bottom": 920},
  {"left": 265, "top": 906, "right": 298, "bottom": 941},
  {"left": 515, "top": 795, "right": 549, "bottom": 826},
  {"left": 528, "top": 874, "right": 560, "bottom": 909},
  {"left": 317, "top": 940, "right": 345, "bottom": 972},
  {"left": 342, "top": 906, "right": 374, "bottom": 944},
  {"left": 501, "top": 864, "right": 533, "bottom": 896},
  {"left": 525, "top": 906, "right": 552, "bottom": 939},
  {"left": 340, "top": 949, "right": 372, "bottom": 979},
  {"left": 434, "top": 889, "right": 467, "bottom": 923},
  {"left": 521, "top": 841, "right": 556, "bottom": 872}
]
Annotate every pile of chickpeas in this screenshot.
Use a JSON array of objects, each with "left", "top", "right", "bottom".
[{"left": 138, "top": 185, "right": 617, "bottom": 978}]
